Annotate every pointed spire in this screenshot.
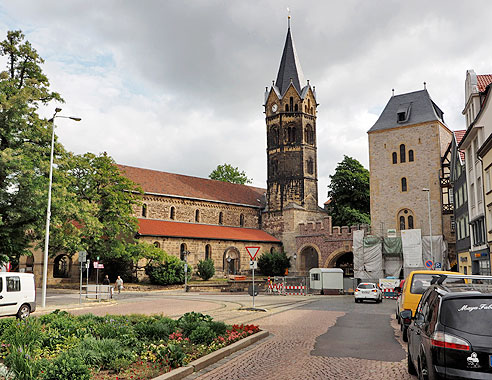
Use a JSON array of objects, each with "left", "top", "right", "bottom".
[{"left": 275, "top": 22, "right": 306, "bottom": 96}]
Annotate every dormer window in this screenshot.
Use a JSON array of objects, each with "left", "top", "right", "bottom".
[{"left": 397, "top": 103, "right": 411, "bottom": 123}]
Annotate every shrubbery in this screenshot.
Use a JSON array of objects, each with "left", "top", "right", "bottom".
[
  {"left": 257, "top": 250, "right": 291, "bottom": 276},
  {"left": 145, "top": 254, "right": 192, "bottom": 285},
  {"left": 196, "top": 259, "right": 215, "bottom": 280},
  {"left": 0, "top": 311, "right": 259, "bottom": 380}
]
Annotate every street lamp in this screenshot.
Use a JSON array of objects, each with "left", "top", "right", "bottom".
[
  {"left": 293, "top": 253, "right": 297, "bottom": 274},
  {"left": 422, "top": 188, "right": 433, "bottom": 260},
  {"left": 42, "top": 108, "right": 81, "bottom": 308}
]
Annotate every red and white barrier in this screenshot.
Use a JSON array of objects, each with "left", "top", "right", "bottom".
[
  {"left": 382, "top": 288, "right": 398, "bottom": 299},
  {"left": 285, "top": 285, "right": 306, "bottom": 296}
]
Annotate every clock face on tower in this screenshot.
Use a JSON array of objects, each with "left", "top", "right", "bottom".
[{"left": 271, "top": 104, "right": 278, "bottom": 113}]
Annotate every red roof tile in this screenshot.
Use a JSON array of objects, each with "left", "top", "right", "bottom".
[
  {"left": 138, "top": 219, "right": 280, "bottom": 243},
  {"left": 454, "top": 130, "right": 466, "bottom": 161},
  {"left": 118, "top": 165, "right": 265, "bottom": 207},
  {"left": 477, "top": 75, "right": 492, "bottom": 92}
]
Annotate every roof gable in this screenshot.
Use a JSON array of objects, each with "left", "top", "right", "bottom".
[
  {"left": 477, "top": 74, "right": 492, "bottom": 92},
  {"left": 368, "top": 89, "right": 445, "bottom": 133},
  {"left": 118, "top": 165, "right": 265, "bottom": 207}
]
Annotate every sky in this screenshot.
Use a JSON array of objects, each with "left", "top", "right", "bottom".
[{"left": 0, "top": 1, "right": 491, "bottom": 205}]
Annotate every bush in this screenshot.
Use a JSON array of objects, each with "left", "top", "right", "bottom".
[
  {"left": 196, "top": 259, "right": 215, "bottom": 280},
  {"left": 134, "top": 318, "right": 177, "bottom": 342},
  {"left": 177, "top": 312, "right": 212, "bottom": 337},
  {"left": 257, "top": 250, "right": 291, "bottom": 276},
  {"left": 40, "top": 352, "right": 91, "bottom": 380},
  {"left": 72, "top": 337, "right": 135, "bottom": 371},
  {"left": 146, "top": 254, "right": 192, "bottom": 285},
  {"left": 189, "top": 324, "right": 216, "bottom": 345}
]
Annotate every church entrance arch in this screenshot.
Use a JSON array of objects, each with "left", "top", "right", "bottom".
[
  {"left": 298, "top": 245, "right": 319, "bottom": 272},
  {"left": 325, "top": 247, "right": 353, "bottom": 277},
  {"left": 223, "top": 247, "right": 240, "bottom": 275}
]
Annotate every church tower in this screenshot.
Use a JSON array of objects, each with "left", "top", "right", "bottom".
[{"left": 264, "top": 21, "right": 319, "bottom": 213}]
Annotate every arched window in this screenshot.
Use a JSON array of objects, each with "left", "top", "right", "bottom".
[
  {"left": 409, "top": 149, "right": 414, "bottom": 162},
  {"left": 287, "top": 126, "right": 296, "bottom": 143},
  {"left": 53, "top": 255, "right": 70, "bottom": 278},
  {"left": 400, "top": 144, "right": 406, "bottom": 163},
  {"left": 310, "top": 107, "right": 314, "bottom": 114},
  {"left": 270, "top": 125, "right": 279, "bottom": 147},
  {"left": 180, "top": 243, "right": 187, "bottom": 261},
  {"left": 400, "top": 216, "right": 406, "bottom": 230},
  {"left": 195, "top": 209, "right": 200, "bottom": 223},
  {"left": 240, "top": 214, "right": 245, "bottom": 227},
  {"left": 305, "top": 125, "right": 314, "bottom": 145},
  {"left": 170, "top": 206, "right": 176, "bottom": 220},
  {"left": 219, "top": 212, "right": 223, "bottom": 225},
  {"left": 285, "top": 104, "right": 289, "bottom": 112},
  {"left": 307, "top": 158, "right": 314, "bottom": 174},
  {"left": 392, "top": 152, "right": 397, "bottom": 164},
  {"left": 290, "top": 97, "right": 293, "bottom": 112},
  {"left": 270, "top": 247, "right": 275, "bottom": 254},
  {"left": 408, "top": 215, "right": 414, "bottom": 229},
  {"left": 142, "top": 204, "right": 147, "bottom": 218},
  {"left": 305, "top": 105, "right": 308, "bottom": 113},
  {"left": 401, "top": 177, "right": 407, "bottom": 192},
  {"left": 154, "top": 241, "right": 160, "bottom": 248},
  {"left": 294, "top": 104, "right": 298, "bottom": 112},
  {"left": 205, "top": 244, "right": 211, "bottom": 260}
]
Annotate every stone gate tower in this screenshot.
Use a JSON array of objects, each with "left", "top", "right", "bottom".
[{"left": 264, "top": 23, "right": 319, "bottom": 213}]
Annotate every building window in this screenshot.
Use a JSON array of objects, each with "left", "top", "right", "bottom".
[
  {"left": 471, "top": 183, "right": 476, "bottom": 207},
  {"left": 170, "top": 206, "right": 176, "bottom": 220},
  {"left": 290, "top": 97, "right": 293, "bottom": 112},
  {"left": 219, "top": 212, "right": 223, "bottom": 225},
  {"left": 205, "top": 244, "right": 211, "bottom": 260},
  {"left": 307, "top": 158, "right": 314, "bottom": 175},
  {"left": 397, "top": 209, "right": 415, "bottom": 231},
  {"left": 240, "top": 214, "right": 245, "bottom": 227},
  {"left": 486, "top": 168, "right": 491, "bottom": 193},
  {"left": 195, "top": 209, "right": 200, "bottom": 223},
  {"left": 392, "top": 152, "right": 397, "bottom": 164},
  {"left": 400, "top": 144, "right": 406, "bottom": 163},
  {"left": 397, "top": 112, "right": 406, "bottom": 122},
  {"left": 408, "top": 215, "right": 414, "bottom": 229},
  {"left": 154, "top": 241, "right": 160, "bottom": 248},
  {"left": 294, "top": 104, "right": 298, "bottom": 112},
  {"left": 400, "top": 216, "right": 405, "bottom": 230},
  {"left": 477, "top": 177, "right": 483, "bottom": 204},
  {"left": 285, "top": 104, "right": 289, "bottom": 112},
  {"left": 287, "top": 126, "right": 296, "bottom": 143},
  {"left": 142, "top": 204, "right": 147, "bottom": 218},
  {"left": 305, "top": 125, "right": 314, "bottom": 145},
  {"left": 408, "top": 150, "right": 414, "bottom": 162},
  {"left": 180, "top": 243, "right": 187, "bottom": 261},
  {"left": 401, "top": 177, "right": 407, "bottom": 192}
]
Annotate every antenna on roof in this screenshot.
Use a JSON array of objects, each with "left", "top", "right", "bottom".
[
  {"left": 287, "top": 7, "right": 291, "bottom": 28},
  {"left": 424, "top": 81, "right": 427, "bottom": 90},
  {"left": 392, "top": 89, "right": 395, "bottom": 96}
]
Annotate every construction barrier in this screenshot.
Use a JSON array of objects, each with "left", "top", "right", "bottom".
[
  {"left": 267, "top": 276, "right": 307, "bottom": 296},
  {"left": 382, "top": 288, "right": 398, "bottom": 299}
]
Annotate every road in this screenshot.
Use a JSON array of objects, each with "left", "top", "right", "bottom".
[{"left": 37, "top": 290, "right": 413, "bottom": 379}]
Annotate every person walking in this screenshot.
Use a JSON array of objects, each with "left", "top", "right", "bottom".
[
  {"left": 115, "top": 276, "right": 124, "bottom": 294},
  {"left": 102, "top": 275, "right": 110, "bottom": 285}
]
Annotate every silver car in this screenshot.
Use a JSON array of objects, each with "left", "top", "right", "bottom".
[{"left": 354, "top": 282, "right": 383, "bottom": 303}]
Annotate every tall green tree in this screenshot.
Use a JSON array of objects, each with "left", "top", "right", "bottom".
[
  {"left": 0, "top": 30, "right": 64, "bottom": 265},
  {"left": 209, "top": 163, "right": 252, "bottom": 184},
  {"left": 326, "top": 155, "right": 370, "bottom": 226}
]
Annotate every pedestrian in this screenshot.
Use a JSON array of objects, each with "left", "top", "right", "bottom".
[
  {"left": 115, "top": 276, "right": 124, "bottom": 294},
  {"left": 102, "top": 275, "right": 110, "bottom": 285}
]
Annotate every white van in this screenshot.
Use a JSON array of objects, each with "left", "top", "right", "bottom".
[{"left": 0, "top": 272, "right": 36, "bottom": 318}]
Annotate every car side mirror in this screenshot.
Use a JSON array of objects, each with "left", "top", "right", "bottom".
[{"left": 413, "top": 312, "right": 424, "bottom": 322}]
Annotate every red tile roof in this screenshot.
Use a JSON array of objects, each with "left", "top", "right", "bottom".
[
  {"left": 454, "top": 130, "right": 466, "bottom": 161},
  {"left": 477, "top": 75, "right": 492, "bottom": 92},
  {"left": 138, "top": 219, "right": 280, "bottom": 243},
  {"left": 118, "top": 165, "right": 265, "bottom": 207}
]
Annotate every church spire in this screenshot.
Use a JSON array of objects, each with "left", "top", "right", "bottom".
[{"left": 275, "top": 22, "right": 306, "bottom": 97}]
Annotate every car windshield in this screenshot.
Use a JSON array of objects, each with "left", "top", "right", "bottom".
[
  {"left": 358, "top": 284, "right": 375, "bottom": 289},
  {"left": 441, "top": 297, "right": 492, "bottom": 336},
  {"left": 410, "top": 274, "right": 465, "bottom": 294}
]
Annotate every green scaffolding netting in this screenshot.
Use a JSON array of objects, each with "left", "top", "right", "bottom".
[{"left": 383, "top": 237, "right": 402, "bottom": 257}]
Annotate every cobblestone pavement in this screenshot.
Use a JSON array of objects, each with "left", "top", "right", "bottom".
[{"left": 188, "top": 301, "right": 414, "bottom": 380}]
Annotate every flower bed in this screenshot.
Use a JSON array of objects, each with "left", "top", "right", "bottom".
[{"left": 0, "top": 311, "right": 260, "bottom": 380}]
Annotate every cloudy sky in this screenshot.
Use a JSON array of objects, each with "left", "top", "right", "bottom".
[{"left": 0, "top": 1, "right": 490, "bottom": 204}]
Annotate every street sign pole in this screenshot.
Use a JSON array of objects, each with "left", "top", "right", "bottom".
[
  {"left": 246, "top": 247, "right": 260, "bottom": 309},
  {"left": 78, "top": 251, "right": 86, "bottom": 305},
  {"left": 252, "top": 264, "right": 255, "bottom": 308}
]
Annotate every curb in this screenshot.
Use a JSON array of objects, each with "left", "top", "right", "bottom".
[{"left": 152, "top": 330, "right": 269, "bottom": 380}]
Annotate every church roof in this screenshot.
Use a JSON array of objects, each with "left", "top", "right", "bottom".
[
  {"left": 368, "top": 89, "right": 445, "bottom": 133},
  {"left": 118, "top": 165, "right": 265, "bottom": 208},
  {"left": 477, "top": 74, "right": 492, "bottom": 92},
  {"left": 137, "top": 219, "right": 280, "bottom": 243},
  {"left": 275, "top": 27, "right": 306, "bottom": 96}
]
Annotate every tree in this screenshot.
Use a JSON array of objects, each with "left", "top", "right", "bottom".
[
  {"left": 196, "top": 259, "right": 215, "bottom": 280},
  {"left": 209, "top": 163, "right": 252, "bottom": 184},
  {"left": 257, "top": 250, "right": 291, "bottom": 276},
  {"left": 0, "top": 30, "right": 64, "bottom": 265},
  {"left": 326, "top": 155, "right": 370, "bottom": 226}
]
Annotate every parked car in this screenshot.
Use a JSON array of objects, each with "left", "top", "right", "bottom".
[
  {"left": 407, "top": 274, "right": 492, "bottom": 379},
  {"left": 395, "top": 279, "right": 405, "bottom": 323},
  {"left": 0, "top": 272, "right": 36, "bottom": 318},
  {"left": 354, "top": 282, "right": 382, "bottom": 303},
  {"left": 398, "top": 270, "right": 459, "bottom": 342}
]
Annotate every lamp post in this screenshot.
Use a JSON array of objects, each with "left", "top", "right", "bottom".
[
  {"left": 293, "top": 253, "right": 297, "bottom": 275},
  {"left": 422, "top": 188, "right": 433, "bottom": 260},
  {"left": 42, "top": 108, "right": 81, "bottom": 308}
]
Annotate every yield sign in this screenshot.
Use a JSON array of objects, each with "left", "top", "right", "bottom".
[{"left": 246, "top": 246, "right": 260, "bottom": 261}]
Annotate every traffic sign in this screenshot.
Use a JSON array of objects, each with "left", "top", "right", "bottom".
[
  {"left": 249, "top": 260, "right": 258, "bottom": 269},
  {"left": 78, "top": 251, "right": 87, "bottom": 263},
  {"left": 246, "top": 246, "right": 260, "bottom": 260},
  {"left": 425, "top": 260, "right": 434, "bottom": 269},
  {"left": 434, "top": 262, "right": 442, "bottom": 269}
]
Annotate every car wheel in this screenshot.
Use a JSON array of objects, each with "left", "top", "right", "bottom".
[
  {"left": 402, "top": 326, "right": 408, "bottom": 342},
  {"left": 16, "top": 304, "right": 30, "bottom": 319},
  {"left": 407, "top": 350, "right": 417, "bottom": 375}
]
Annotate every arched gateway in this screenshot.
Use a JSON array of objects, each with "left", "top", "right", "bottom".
[{"left": 298, "top": 245, "right": 319, "bottom": 272}]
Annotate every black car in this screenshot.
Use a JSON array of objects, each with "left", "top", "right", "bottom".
[{"left": 407, "top": 275, "right": 492, "bottom": 379}]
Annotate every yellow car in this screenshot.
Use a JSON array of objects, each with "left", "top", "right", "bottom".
[{"left": 397, "top": 270, "right": 460, "bottom": 342}]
